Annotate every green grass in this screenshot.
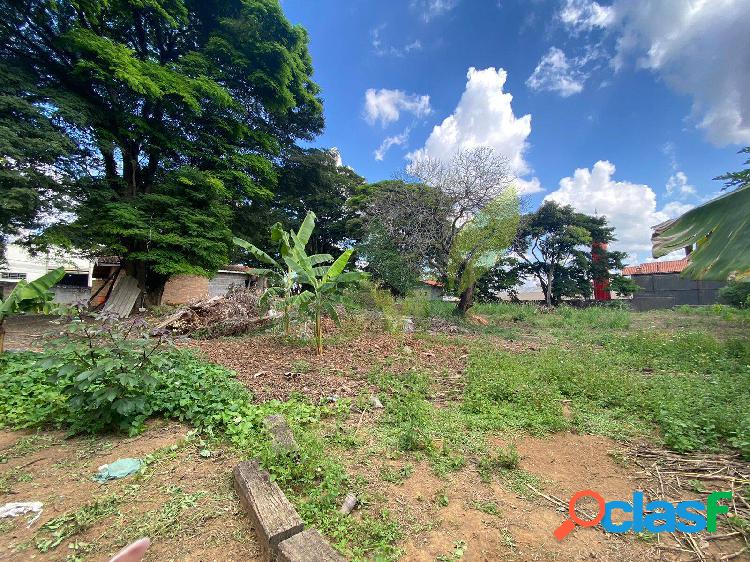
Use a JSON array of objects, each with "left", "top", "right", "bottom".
[{"left": 463, "top": 330, "right": 750, "bottom": 457}]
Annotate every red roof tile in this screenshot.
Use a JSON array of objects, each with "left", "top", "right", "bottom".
[
  {"left": 622, "top": 259, "right": 689, "bottom": 276},
  {"left": 421, "top": 279, "right": 444, "bottom": 287}
]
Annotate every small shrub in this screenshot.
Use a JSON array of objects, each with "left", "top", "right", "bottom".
[
  {"left": 370, "top": 285, "right": 402, "bottom": 333},
  {"left": 40, "top": 312, "right": 171, "bottom": 434},
  {"left": 720, "top": 281, "right": 750, "bottom": 308}
]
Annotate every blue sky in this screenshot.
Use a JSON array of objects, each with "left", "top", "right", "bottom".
[{"left": 282, "top": 0, "right": 749, "bottom": 264}]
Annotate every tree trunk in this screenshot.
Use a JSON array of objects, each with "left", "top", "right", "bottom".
[
  {"left": 0, "top": 320, "right": 5, "bottom": 354},
  {"left": 314, "top": 309, "right": 323, "bottom": 355},
  {"left": 457, "top": 283, "right": 475, "bottom": 316},
  {"left": 545, "top": 267, "right": 554, "bottom": 307}
]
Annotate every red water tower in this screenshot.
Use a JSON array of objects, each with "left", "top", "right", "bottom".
[{"left": 592, "top": 241, "right": 612, "bottom": 301}]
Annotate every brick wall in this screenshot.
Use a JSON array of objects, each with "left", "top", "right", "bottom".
[{"left": 161, "top": 274, "right": 209, "bottom": 305}]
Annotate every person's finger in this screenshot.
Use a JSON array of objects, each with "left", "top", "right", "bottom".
[{"left": 108, "top": 537, "right": 152, "bottom": 562}]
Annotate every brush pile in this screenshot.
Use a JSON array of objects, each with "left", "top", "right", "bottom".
[{"left": 153, "top": 288, "right": 273, "bottom": 337}]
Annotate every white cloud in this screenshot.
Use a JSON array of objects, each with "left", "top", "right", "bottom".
[
  {"left": 526, "top": 47, "right": 586, "bottom": 97},
  {"left": 665, "top": 171, "right": 696, "bottom": 198},
  {"left": 410, "top": 67, "right": 542, "bottom": 194},
  {"left": 411, "top": 0, "right": 458, "bottom": 22},
  {"left": 410, "top": 67, "right": 532, "bottom": 174},
  {"left": 515, "top": 176, "right": 545, "bottom": 195},
  {"left": 364, "top": 88, "right": 432, "bottom": 127},
  {"left": 561, "top": 0, "right": 750, "bottom": 146},
  {"left": 371, "top": 25, "right": 423, "bottom": 57},
  {"left": 545, "top": 160, "right": 693, "bottom": 263},
  {"left": 374, "top": 129, "right": 410, "bottom": 161},
  {"left": 560, "top": 0, "right": 614, "bottom": 32}
]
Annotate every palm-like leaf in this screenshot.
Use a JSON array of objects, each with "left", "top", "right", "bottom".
[
  {"left": 309, "top": 253, "right": 334, "bottom": 265},
  {"left": 322, "top": 249, "right": 354, "bottom": 283},
  {"left": 652, "top": 184, "right": 750, "bottom": 280},
  {"left": 233, "top": 237, "right": 279, "bottom": 267},
  {"left": 0, "top": 267, "right": 65, "bottom": 320},
  {"left": 296, "top": 211, "right": 316, "bottom": 247}
]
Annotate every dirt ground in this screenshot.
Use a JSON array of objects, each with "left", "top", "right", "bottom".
[
  {"left": 0, "top": 422, "right": 260, "bottom": 562},
  {"left": 2, "top": 315, "right": 748, "bottom": 561}
]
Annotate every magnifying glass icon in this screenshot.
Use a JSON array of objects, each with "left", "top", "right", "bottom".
[{"left": 553, "top": 490, "right": 606, "bottom": 541}]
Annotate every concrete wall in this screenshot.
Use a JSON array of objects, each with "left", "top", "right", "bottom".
[
  {"left": 52, "top": 285, "right": 91, "bottom": 305},
  {"left": 631, "top": 273, "right": 725, "bottom": 311},
  {"left": 208, "top": 272, "right": 248, "bottom": 298}
]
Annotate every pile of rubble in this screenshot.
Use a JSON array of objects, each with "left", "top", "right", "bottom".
[{"left": 153, "top": 288, "right": 274, "bottom": 337}]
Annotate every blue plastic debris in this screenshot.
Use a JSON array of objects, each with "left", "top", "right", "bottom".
[{"left": 93, "top": 458, "right": 143, "bottom": 483}]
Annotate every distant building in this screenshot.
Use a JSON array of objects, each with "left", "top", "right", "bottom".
[
  {"left": 0, "top": 244, "right": 92, "bottom": 303},
  {"left": 419, "top": 279, "right": 445, "bottom": 300},
  {"left": 622, "top": 258, "right": 725, "bottom": 311}
]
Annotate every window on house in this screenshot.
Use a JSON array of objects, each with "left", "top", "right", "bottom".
[{"left": 0, "top": 272, "right": 27, "bottom": 280}]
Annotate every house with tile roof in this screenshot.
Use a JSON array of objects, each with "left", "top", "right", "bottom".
[{"left": 622, "top": 256, "right": 725, "bottom": 311}]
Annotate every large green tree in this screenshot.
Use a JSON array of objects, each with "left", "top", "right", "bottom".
[
  {"left": 235, "top": 148, "right": 365, "bottom": 257},
  {"left": 0, "top": 64, "right": 77, "bottom": 264},
  {"left": 512, "top": 201, "right": 631, "bottom": 306},
  {"left": 0, "top": 0, "right": 323, "bottom": 301}
]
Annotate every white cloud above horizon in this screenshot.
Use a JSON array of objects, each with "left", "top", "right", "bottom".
[
  {"left": 409, "top": 67, "right": 542, "bottom": 194},
  {"left": 363, "top": 88, "right": 432, "bottom": 127},
  {"left": 560, "top": 0, "right": 614, "bottom": 32},
  {"left": 411, "top": 0, "right": 458, "bottom": 22},
  {"left": 545, "top": 160, "right": 693, "bottom": 264},
  {"left": 526, "top": 47, "right": 586, "bottom": 97},
  {"left": 374, "top": 129, "right": 410, "bottom": 161},
  {"left": 371, "top": 25, "right": 422, "bottom": 57},
  {"left": 557, "top": 0, "right": 750, "bottom": 146}
]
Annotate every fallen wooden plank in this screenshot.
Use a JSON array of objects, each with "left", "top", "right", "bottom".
[
  {"left": 277, "top": 529, "right": 346, "bottom": 562},
  {"left": 233, "top": 460, "right": 304, "bottom": 561},
  {"left": 263, "top": 414, "right": 299, "bottom": 455},
  {"left": 102, "top": 272, "right": 140, "bottom": 318}
]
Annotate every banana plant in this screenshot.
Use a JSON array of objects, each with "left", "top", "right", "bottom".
[
  {"left": 282, "top": 241, "right": 364, "bottom": 355},
  {"left": 233, "top": 211, "right": 333, "bottom": 335},
  {"left": 0, "top": 267, "right": 65, "bottom": 353},
  {"left": 652, "top": 183, "right": 750, "bottom": 281}
]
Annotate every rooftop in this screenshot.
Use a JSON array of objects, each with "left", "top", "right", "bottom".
[{"left": 622, "top": 259, "right": 689, "bottom": 276}]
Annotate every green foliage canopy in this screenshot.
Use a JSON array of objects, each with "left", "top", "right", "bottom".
[{"left": 0, "top": 0, "right": 323, "bottom": 294}]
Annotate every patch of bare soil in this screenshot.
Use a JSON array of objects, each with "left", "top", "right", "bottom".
[
  {"left": 348, "top": 432, "right": 746, "bottom": 562},
  {"left": 0, "top": 422, "right": 260, "bottom": 562},
  {"left": 186, "top": 332, "right": 492, "bottom": 403},
  {"left": 2, "top": 314, "right": 63, "bottom": 351}
]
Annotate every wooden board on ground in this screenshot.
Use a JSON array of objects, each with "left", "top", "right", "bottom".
[
  {"left": 233, "top": 460, "right": 304, "bottom": 561},
  {"left": 277, "top": 529, "right": 346, "bottom": 562},
  {"left": 102, "top": 272, "right": 140, "bottom": 318},
  {"left": 263, "top": 414, "right": 299, "bottom": 455}
]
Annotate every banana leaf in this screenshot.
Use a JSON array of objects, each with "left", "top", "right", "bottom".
[
  {"left": 296, "top": 211, "right": 317, "bottom": 247},
  {"left": 322, "top": 249, "right": 354, "bottom": 283},
  {"left": 233, "top": 237, "right": 278, "bottom": 267},
  {"left": 652, "top": 184, "right": 750, "bottom": 281},
  {"left": 0, "top": 267, "right": 66, "bottom": 320}
]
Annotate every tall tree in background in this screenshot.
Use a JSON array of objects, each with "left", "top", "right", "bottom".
[
  {"left": 236, "top": 148, "right": 365, "bottom": 256},
  {"left": 0, "top": 0, "right": 323, "bottom": 302},
  {"left": 512, "top": 201, "right": 631, "bottom": 306},
  {"left": 355, "top": 148, "right": 519, "bottom": 313},
  {"left": 0, "top": 64, "right": 78, "bottom": 264}
]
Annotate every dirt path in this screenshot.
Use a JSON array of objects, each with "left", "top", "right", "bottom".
[{"left": 0, "top": 422, "right": 261, "bottom": 562}]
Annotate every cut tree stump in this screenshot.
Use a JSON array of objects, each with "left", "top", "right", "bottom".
[
  {"left": 263, "top": 414, "right": 299, "bottom": 455},
  {"left": 277, "top": 529, "right": 346, "bottom": 562},
  {"left": 233, "top": 460, "right": 304, "bottom": 560}
]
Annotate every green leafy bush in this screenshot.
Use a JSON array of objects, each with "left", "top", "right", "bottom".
[
  {"left": 40, "top": 313, "right": 171, "bottom": 433},
  {"left": 464, "top": 331, "right": 750, "bottom": 458},
  {"left": 720, "top": 281, "right": 750, "bottom": 308}
]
